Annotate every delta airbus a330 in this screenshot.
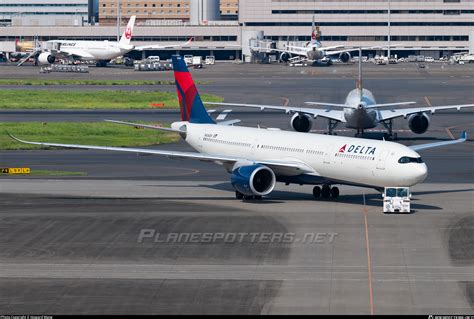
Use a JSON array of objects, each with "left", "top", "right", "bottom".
[{"left": 10, "top": 56, "right": 467, "bottom": 201}]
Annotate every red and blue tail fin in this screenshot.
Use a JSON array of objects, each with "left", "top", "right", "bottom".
[{"left": 172, "top": 55, "right": 215, "bottom": 124}]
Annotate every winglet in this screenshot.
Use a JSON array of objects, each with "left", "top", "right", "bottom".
[
  {"left": 460, "top": 131, "right": 467, "bottom": 141},
  {"left": 8, "top": 133, "right": 22, "bottom": 143}
]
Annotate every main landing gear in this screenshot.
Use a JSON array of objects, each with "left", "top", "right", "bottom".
[
  {"left": 381, "top": 119, "right": 398, "bottom": 140},
  {"left": 235, "top": 191, "right": 262, "bottom": 201},
  {"left": 313, "top": 184, "right": 339, "bottom": 199},
  {"left": 354, "top": 129, "right": 365, "bottom": 137},
  {"left": 326, "top": 119, "right": 339, "bottom": 135}
]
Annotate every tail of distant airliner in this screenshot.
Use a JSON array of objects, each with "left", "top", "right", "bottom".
[
  {"left": 171, "top": 55, "right": 215, "bottom": 124},
  {"left": 119, "top": 15, "right": 136, "bottom": 46},
  {"left": 310, "top": 15, "right": 321, "bottom": 46}
]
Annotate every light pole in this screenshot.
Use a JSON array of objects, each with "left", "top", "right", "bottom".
[
  {"left": 388, "top": 0, "right": 391, "bottom": 58},
  {"left": 116, "top": 0, "right": 122, "bottom": 41}
]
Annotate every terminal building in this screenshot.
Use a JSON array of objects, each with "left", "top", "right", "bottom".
[
  {"left": 0, "top": 0, "right": 473, "bottom": 60},
  {"left": 0, "top": 0, "right": 89, "bottom": 26}
]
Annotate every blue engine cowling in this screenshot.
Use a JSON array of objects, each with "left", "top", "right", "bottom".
[{"left": 230, "top": 164, "right": 276, "bottom": 196}]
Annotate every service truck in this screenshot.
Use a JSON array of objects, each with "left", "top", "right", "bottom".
[{"left": 383, "top": 187, "right": 411, "bottom": 213}]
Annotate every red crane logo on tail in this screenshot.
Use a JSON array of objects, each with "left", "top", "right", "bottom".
[{"left": 125, "top": 26, "right": 132, "bottom": 39}]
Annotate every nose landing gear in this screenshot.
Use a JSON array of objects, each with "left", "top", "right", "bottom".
[{"left": 313, "top": 185, "right": 339, "bottom": 199}]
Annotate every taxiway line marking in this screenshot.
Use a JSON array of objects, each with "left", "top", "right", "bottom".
[
  {"left": 363, "top": 192, "right": 374, "bottom": 315},
  {"left": 445, "top": 122, "right": 474, "bottom": 141},
  {"left": 281, "top": 97, "right": 290, "bottom": 106},
  {"left": 424, "top": 96, "right": 433, "bottom": 107}
]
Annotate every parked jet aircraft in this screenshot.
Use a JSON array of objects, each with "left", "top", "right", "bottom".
[
  {"left": 10, "top": 56, "right": 467, "bottom": 201},
  {"left": 251, "top": 17, "right": 370, "bottom": 65},
  {"left": 21, "top": 16, "right": 192, "bottom": 67},
  {"left": 208, "top": 49, "right": 474, "bottom": 139}
]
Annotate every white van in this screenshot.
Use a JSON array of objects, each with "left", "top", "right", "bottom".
[{"left": 383, "top": 187, "right": 411, "bottom": 213}]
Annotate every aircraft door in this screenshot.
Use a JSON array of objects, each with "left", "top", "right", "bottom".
[
  {"left": 376, "top": 150, "right": 389, "bottom": 170},
  {"left": 323, "top": 145, "right": 334, "bottom": 164}
]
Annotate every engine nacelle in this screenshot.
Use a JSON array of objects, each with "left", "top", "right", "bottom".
[
  {"left": 38, "top": 52, "right": 56, "bottom": 64},
  {"left": 231, "top": 164, "right": 276, "bottom": 196},
  {"left": 339, "top": 52, "right": 351, "bottom": 63},
  {"left": 408, "top": 112, "right": 430, "bottom": 134},
  {"left": 291, "top": 113, "right": 313, "bottom": 133},
  {"left": 279, "top": 52, "right": 291, "bottom": 62}
]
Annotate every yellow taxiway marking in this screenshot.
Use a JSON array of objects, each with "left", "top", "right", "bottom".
[
  {"left": 446, "top": 123, "right": 474, "bottom": 142},
  {"left": 1, "top": 167, "right": 31, "bottom": 174},
  {"left": 280, "top": 97, "right": 290, "bottom": 106},
  {"left": 362, "top": 193, "right": 374, "bottom": 315}
]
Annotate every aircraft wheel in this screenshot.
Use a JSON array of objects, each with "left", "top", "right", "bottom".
[
  {"left": 254, "top": 195, "right": 263, "bottom": 200},
  {"left": 243, "top": 195, "right": 254, "bottom": 201},
  {"left": 331, "top": 187, "right": 340, "bottom": 199},
  {"left": 321, "top": 185, "right": 331, "bottom": 199},
  {"left": 312, "top": 186, "right": 321, "bottom": 198},
  {"left": 235, "top": 191, "right": 244, "bottom": 200},
  {"left": 393, "top": 133, "right": 398, "bottom": 140}
]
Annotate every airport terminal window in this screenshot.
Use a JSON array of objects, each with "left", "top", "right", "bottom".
[{"left": 398, "top": 156, "right": 424, "bottom": 164}]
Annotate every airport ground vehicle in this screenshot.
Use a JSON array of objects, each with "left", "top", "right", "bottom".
[
  {"left": 424, "top": 57, "right": 434, "bottom": 63},
  {"left": 184, "top": 55, "right": 193, "bottom": 66},
  {"left": 205, "top": 56, "right": 215, "bottom": 65},
  {"left": 192, "top": 56, "right": 203, "bottom": 68},
  {"left": 383, "top": 187, "right": 411, "bottom": 213}
]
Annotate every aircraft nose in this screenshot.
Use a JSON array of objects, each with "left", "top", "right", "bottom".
[{"left": 416, "top": 163, "right": 428, "bottom": 183}]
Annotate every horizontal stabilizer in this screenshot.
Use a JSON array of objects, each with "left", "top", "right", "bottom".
[
  {"left": 217, "top": 119, "right": 241, "bottom": 126},
  {"left": 365, "top": 102, "right": 417, "bottom": 109},
  {"left": 304, "top": 102, "right": 348, "bottom": 109}
]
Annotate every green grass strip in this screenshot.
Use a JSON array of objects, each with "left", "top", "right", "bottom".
[
  {"left": 29, "top": 169, "right": 87, "bottom": 176},
  {"left": 0, "top": 89, "right": 223, "bottom": 109},
  {"left": 0, "top": 122, "right": 180, "bottom": 150}
]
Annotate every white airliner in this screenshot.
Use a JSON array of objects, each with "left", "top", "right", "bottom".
[
  {"left": 208, "top": 49, "right": 474, "bottom": 139},
  {"left": 10, "top": 56, "right": 467, "bottom": 201},
  {"left": 252, "top": 17, "right": 369, "bottom": 65},
  {"left": 31, "top": 16, "right": 192, "bottom": 67}
]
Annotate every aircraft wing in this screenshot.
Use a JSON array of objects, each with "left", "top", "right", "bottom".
[
  {"left": 8, "top": 134, "right": 316, "bottom": 175},
  {"left": 53, "top": 48, "right": 95, "bottom": 60},
  {"left": 324, "top": 44, "right": 403, "bottom": 56},
  {"left": 205, "top": 102, "right": 346, "bottom": 122},
  {"left": 409, "top": 132, "right": 467, "bottom": 151},
  {"left": 379, "top": 104, "right": 474, "bottom": 121},
  {"left": 135, "top": 38, "right": 193, "bottom": 51},
  {"left": 321, "top": 45, "right": 345, "bottom": 52}
]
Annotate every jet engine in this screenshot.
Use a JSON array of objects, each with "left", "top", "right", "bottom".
[
  {"left": 408, "top": 112, "right": 430, "bottom": 134},
  {"left": 37, "top": 52, "right": 56, "bottom": 64},
  {"left": 339, "top": 52, "right": 351, "bottom": 63},
  {"left": 291, "top": 113, "right": 313, "bottom": 133},
  {"left": 231, "top": 164, "right": 276, "bottom": 196},
  {"left": 279, "top": 52, "right": 291, "bottom": 62}
]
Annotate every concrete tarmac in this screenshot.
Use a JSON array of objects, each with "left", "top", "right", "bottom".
[{"left": 0, "top": 180, "right": 473, "bottom": 314}]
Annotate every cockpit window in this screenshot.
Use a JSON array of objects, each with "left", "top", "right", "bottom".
[{"left": 398, "top": 156, "right": 424, "bottom": 164}]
